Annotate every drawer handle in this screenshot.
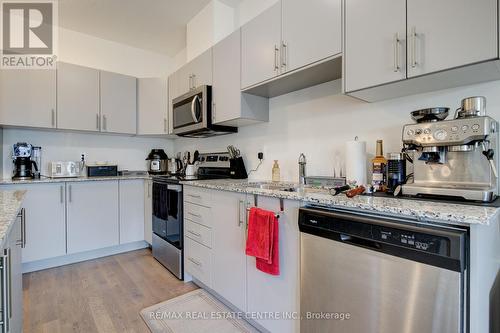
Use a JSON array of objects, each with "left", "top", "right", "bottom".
[
  {"left": 188, "top": 194, "right": 201, "bottom": 199},
  {"left": 188, "top": 212, "right": 201, "bottom": 218},
  {"left": 188, "top": 257, "right": 202, "bottom": 266},
  {"left": 187, "top": 230, "right": 201, "bottom": 237}
]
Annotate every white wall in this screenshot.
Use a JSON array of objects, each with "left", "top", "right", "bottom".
[
  {"left": 3, "top": 129, "right": 173, "bottom": 178},
  {"left": 236, "top": 0, "right": 278, "bottom": 27},
  {"left": 174, "top": 79, "right": 500, "bottom": 182},
  {"left": 186, "top": 0, "right": 236, "bottom": 62},
  {"left": 59, "top": 27, "right": 174, "bottom": 78}
]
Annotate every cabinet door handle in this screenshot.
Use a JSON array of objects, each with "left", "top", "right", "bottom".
[
  {"left": 51, "top": 109, "right": 56, "bottom": 127},
  {"left": 274, "top": 45, "right": 280, "bottom": 72},
  {"left": 187, "top": 194, "right": 201, "bottom": 199},
  {"left": 68, "top": 185, "right": 72, "bottom": 202},
  {"left": 188, "top": 212, "right": 201, "bottom": 218},
  {"left": 163, "top": 118, "right": 167, "bottom": 133},
  {"left": 281, "top": 41, "right": 287, "bottom": 71},
  {"left": 393, "top": 33, "right": 400, "bottom": 72},
  {"left": 188, "top": 75, "right": 192, "bottom": 90},
  {"left": 1, "top": 249, "right": 9, "bottom": 333},
  {"left": 96, "top": 113, "right": 100, "bottom": 130},
  {"left": 188, "top": 257, "right": 202, "bottom": 266},
  {"left": 60, "top": 185, "right": 64, "bottom": 203},
  {"left": 410, "top": 27, "right": 418, "bottom": 68},
  {"left": 192, "top": 74, "right": 196, "bottom": 89},
  {"left": 187, "top": 230, "right": 201, "bottom": 237},
  {"left": 238, "top": 200, "right": 244, "bottom": 227},
  {"left": 102, "top": 115, "right": 107, "bottom": 131}
]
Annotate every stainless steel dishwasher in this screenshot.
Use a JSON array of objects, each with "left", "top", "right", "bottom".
[{"left": 299, "top": 207, "right": 467, "bottom": 333}]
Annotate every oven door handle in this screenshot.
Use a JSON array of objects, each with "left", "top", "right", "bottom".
[{"left": 190, "top": 95, "right": 200, "bottom": 123}]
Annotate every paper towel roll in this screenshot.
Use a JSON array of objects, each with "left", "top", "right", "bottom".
[{"left": 345, "top": 139, "right": 367, "bottom": 186}]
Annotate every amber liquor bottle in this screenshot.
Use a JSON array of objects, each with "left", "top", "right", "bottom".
[{"left": 372, "top": 140, "right": 387, "bottom": 192}]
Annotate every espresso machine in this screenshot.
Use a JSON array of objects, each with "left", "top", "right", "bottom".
[
  {"left": 12, "top": 142, "right": 41, "bottom": 180},
  {"left": 401, "top": 97, "right": 499, "bottom": 202}
]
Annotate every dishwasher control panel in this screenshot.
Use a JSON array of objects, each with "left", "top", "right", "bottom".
[{"left": 372, "top": 226, "right": 449, "bottom": 256}]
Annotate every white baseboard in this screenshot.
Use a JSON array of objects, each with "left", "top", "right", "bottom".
[{"left": 22, "top": 241, "right": 149, "bottom": 273}]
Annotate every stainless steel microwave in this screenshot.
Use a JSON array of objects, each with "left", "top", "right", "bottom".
[{"left": 172, "top": 85, "right": 237, "bottom": 138}]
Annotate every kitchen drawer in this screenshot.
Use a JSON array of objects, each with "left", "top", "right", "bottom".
[
  {"left": 185, "top": 237, "right": 212, "bottom": 287},
  {"left": 184, "top": 186, "right": 211, "bottom": 207},
  {"left": 184, "top": 202, "right": 212, "bottom": 228},
  {"left": 185, "top": 219, "right": 212, "bottom": 248}
]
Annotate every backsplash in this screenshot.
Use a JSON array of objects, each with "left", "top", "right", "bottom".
[
  {"left": 174, "top": 79, "right": 500, "bottom": 182},
  {"left": 2, "top": 128, "right": 173, "bottom": 179}
]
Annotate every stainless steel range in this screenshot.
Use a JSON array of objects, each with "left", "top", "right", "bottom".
[
  {"left": 151, "top": 151, "right": 245, "bottom": 279},
  {"left": 402, "top": 102, "right": 499, "bottom": 202}
]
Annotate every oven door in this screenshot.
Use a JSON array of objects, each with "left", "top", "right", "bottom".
[
  {"left": 152, "top": 182, "right": 183, "bottom": 250},
  {"left": 172, "top": 86, "right": 209, "bottom": 135}
]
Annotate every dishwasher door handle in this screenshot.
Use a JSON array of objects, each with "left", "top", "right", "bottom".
[{"left": 339, "top": 233, "right": 381, "bottom": 250}]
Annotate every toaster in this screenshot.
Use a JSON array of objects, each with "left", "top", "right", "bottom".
[{"left": 48, "top": 161, "right": 83, "bottom": 178}]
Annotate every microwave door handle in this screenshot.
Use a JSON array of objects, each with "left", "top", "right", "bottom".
[{"left": 191, "top": 95, "right": 200, "bottom": 123}]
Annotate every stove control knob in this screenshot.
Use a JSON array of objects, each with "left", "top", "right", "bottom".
[
  {"left": 407, "top": 129, "right": 415, "bottom": 136},
  {"left": 423, "top": 129, "right": 431, "bottom": 134},
  {"left": 462, "top": 125, "right": 469, "bottom": 131},
  {"left": 433, "top": 129, "right": 448, "bottom": 141},
  {"left": 415, "top": 129, "right": 422, "bottom": 135},
  {"left": 472, "top": 124, "right": 480, "bottom": 131}
]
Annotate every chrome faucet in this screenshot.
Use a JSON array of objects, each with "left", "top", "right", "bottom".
[{"left": 299, "top": 153, "right": 307, "bottom": 185}]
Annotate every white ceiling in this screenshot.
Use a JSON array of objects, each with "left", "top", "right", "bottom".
[{"left": 58, "top": 0, "right": 215, "bottom": 58}]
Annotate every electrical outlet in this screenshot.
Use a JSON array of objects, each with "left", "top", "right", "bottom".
[{"left": 258, "top": 152, "right": 264, "bottom": 160}]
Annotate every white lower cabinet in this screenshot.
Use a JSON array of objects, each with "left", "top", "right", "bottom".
[
  {"left": 67, "top": 181, "right": 119, "bottom": 254},
  {"left": 245, "top": 196, "right": 300, "bottom": 333},
  {"left": 144, "top": 179, "right": 153, "bottom": 245},
  {"left": 185, "top": 186, "right": 301, "bottom": 333},
  {"left": 211, "top": 190, "right": 247, "bottom": 311},
  {"left": 6, "top": 212, "right": 23, "bottom": 333},
  {"left": 0, "top": 183, "right": 66, "bottom": 263},
  {"left": 185, "top": 236, "right": 213, "bottom": 288},
  {"left": 119, "top": 180, "right": 145, "bottom": 244}
]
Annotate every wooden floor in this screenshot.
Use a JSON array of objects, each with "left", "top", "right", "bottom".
[{"left": 23, "top": 248, "right": 197, "bottom": 333}]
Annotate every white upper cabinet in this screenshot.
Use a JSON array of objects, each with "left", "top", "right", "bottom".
[
  {"left": 282, "top": 0, "right": 342, "bottom": 73},
  {"left": 137, "top": 78, "right": 167, "bottom": 135},
  {"left": 100, "top": 71, "right": 137, "bottom": 134},
  {"left": 345, "top": 0, "right": 406, "bottom": 92},
  {"left": 406, "top": 0, "right": 498, "bottom": 78},
  {"left": 213, "top": 30, "right": 269, "bottom": 126},
  {"left": 57, "top": 62, "right": 100, "bottom": 132},
  {"left": 0, "top": 69, "right": 56, "bottom": 128},
  {"left": 241, "top": 1, "right": 282, "bottom": 89},
  {"left": 189, "top": 48, "right": 213, "bottom": 89},
  {"left": 119, "top": 180, "right": 145, "bottom": 244}
]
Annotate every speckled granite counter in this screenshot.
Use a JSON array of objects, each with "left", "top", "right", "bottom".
[
  {"left": 181, "top": 179, "right": 500, "bottom": 226},
  {"left": 0, "top": 190, "right": 26, "bottom": 248},
  {"left": 0, "top": 175, "right": 151, "bottom": 185}
]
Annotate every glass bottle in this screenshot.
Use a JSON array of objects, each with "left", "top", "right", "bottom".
[
  {"left": 272, "top": 160, "right": 280, "bottom": 182},
  {"left": 372, "top": 140, "right": 387, "bottom": 191}
]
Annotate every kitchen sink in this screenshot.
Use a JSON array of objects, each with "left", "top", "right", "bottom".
[{"left": 242, "top": 182, "right": 328, "bottom": 194}]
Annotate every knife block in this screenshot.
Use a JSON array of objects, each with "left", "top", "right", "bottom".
[{"left": 230, "top": 157, "right": 248, "bottom": 179}]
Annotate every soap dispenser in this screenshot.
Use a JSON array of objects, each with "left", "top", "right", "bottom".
[{"left": 272, "top": 160, "right": 280, "bottom": 182}]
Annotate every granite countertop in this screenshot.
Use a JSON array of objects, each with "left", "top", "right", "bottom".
[
  {"left": 0, "top": 190, "right": 26, "bottom": 248},
  {"left": 181, "top": 179, "right": 500, "bottom": 226},
  {"left": 0, "top": 175, "right": 151, "bottom": 185}
]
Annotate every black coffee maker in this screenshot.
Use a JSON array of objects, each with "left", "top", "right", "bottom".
[{"left": 12, "top": 143, "right": 39, "bottom": 180}]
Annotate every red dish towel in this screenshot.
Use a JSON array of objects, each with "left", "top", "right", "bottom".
[{"left": 245, "top": 207, "right": 280, "bottom": 276}]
